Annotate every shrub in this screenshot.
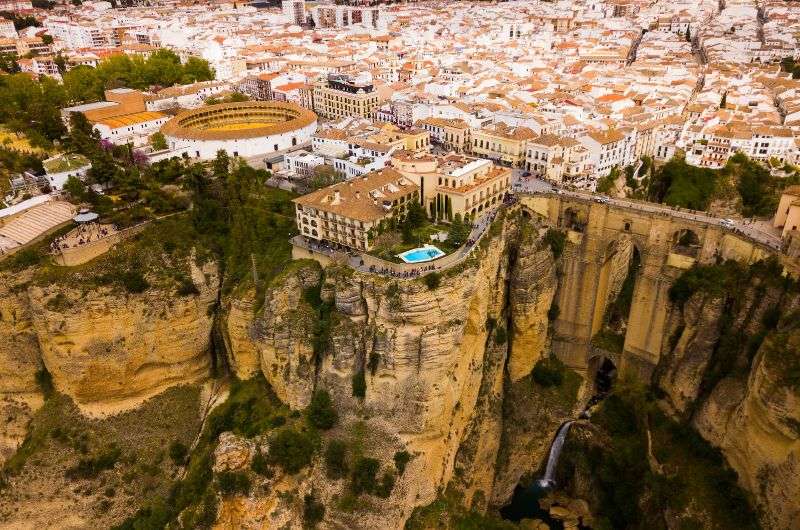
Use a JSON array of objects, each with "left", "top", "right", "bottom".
[
  {"left": 350, "top": 457, "right": 380, "bottom": 495},
  {"left": 303, "top": 493, "right": 325, "bottom": 528},
  {"left": 324, "top": 439, "right": 349, "bottom": 480},
  {"left": 531, "top": 356, "right": 565, "bottom": 387},
  {"left": 169, "top": 440, "right": 188, "bottom": 466},
  {"left": 424, "top": 272, "right": 441, "bottom": 290},
  {"left": 393, "top": 451, "right": 411, "bottom": 475},
  {"left": 66, "top": 445, "right": 121, "bottom": 479},
  {"left": 494, "top": 326, "right": 507, "bottom": 345},
  {"left": 375, "top": 471, "right": 395, "bottom": 498},
  {"left": 352, "top": 369, "right": 366, "bottom": 399},
  {"left": 268, "top": 427, "right": 315, "bottom": 474},
  {"left": 35, "top": 366, "right": 54, "bottom": 398},
  {"left": 306, "top": 390, "right": 337, "bottom": 430},
  {"left": 177, "top": 277, "right": 200, "bottom": 296},
  {"left": 216, "top": 471, "right": 250, "bottom": 497},
  {"left": 121, "top": 270, "right": 149, "bottom": 293},
  {"left": 543, "top": 229, "right": 566, "bottom": 259},
  {"left": 250, "top": 450, "right": 273, "bottom": 477}
]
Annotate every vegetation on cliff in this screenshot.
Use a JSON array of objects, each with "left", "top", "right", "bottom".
[
  {"left": 558, "top": 383, "right": 759, "bottom": 530},
  {"left": 643, "top": 153, "right": 799, "bottom": 216},
  {"left": 0, "top": 386, "right": 203, "bottom": 527},
  {"left": 667, "top": 257, "right": 799, "bottom": 402}
]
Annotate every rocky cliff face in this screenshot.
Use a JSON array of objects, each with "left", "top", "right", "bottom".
[
  {"left": 0, "top": 257, "right": 218, "bottom": 456},
  {"left": 0, "top": 270, "right": 44, "bottom": 464},
  {"left": 221, "top": 210, "right": 577, "bottom": 529},
  {"left": 655, "top": 267, "right": 800, "bottom": 530}
]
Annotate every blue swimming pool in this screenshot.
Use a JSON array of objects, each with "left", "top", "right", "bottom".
[{"left": 398, "top": 245, "right": 445, "bottom": 263}]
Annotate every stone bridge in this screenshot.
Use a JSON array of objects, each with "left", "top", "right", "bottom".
[{"left": 520, "top": 194, "right": 774, "bottom": 380}]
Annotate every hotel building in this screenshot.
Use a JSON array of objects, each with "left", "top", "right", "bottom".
[{"left": 293, "top": 170, "right": 419, "bottom": 251}]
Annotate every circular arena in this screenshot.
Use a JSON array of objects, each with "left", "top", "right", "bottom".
[{"left": 160, "top": 101, "right": 318, "bottom": 160}]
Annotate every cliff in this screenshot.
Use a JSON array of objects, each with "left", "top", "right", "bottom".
[
  {"left": 654, "top": 260, "right": 800, "bottom": 530},
  {"left": 220, "top": 210, "right": 578, "bottom": 529}
]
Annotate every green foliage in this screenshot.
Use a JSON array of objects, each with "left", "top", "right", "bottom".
[
  {"left": 405, "top": 487, "right": 516, "bottom": 530},
  {"left": 303, "top": 281, "right": 335, "bottom": 360},
  {"left": 531, "top": 356, "right": 565, "bottom": 387},
  {"left": 303, "top": 493, "right": 326, "bottom": 528},
  {"left": 168, "top": 440, "right": 188, "bottom": 466},
  {"left": 352, "top": 369, "right": 366, "bottom": 399},
  {"left": 65, "top": 445, "right": 121, "bottom": 479},
  {"left": 306, "top": 390, "right": 337, "bottom": 430},
  {"left": 308, "top": 165, "right": 345, "bottom": 191},
  {"left": 393, "top": 450, "right": 411, "bottom": 475},
  {"left": 570, "top": 383, "right": 761, "bottom": 530},
  {"left": 268, "top": 427, "right": 316, "bottom": 474},
  {"left": 596, "top": 166, "right": 618, "bottom": 193},
  {"left": 448, "top": 213, "right": 470, "bottom": 247},
  {"left": 728, "top": 152, "right": 782, "bottom": 217},
  {"left": 216, "top": 471, "right": 250, "bottom": 497},
  {"left": 0, "top": 73, "right": 66, "bottom": 146},
  {"left": 34, "top": 366, "right": 54, "bottom": 398},
  {"left": 668, "top": 260, "right": 746, "bottom": 305},
  {"left": 543, "top": 228, "right": 566, "bottom": 258},
  {"left": 424, "top": 271, "right": 441, "bottom": 290},
  {"left": 324, "top": 439, "right": 349, "bottom": 480},
  {"left": 649, "top": 156, "right": 718, "bottom": 210},
  {"left": 350, "top": 456, "right": 380, "bottom": 495},
  {"left": 120, "top": 270, "right": 149, "bottom": 293},
  {"left": 150, "top": 131, "right": 168, "bottom": 151},
  {"left": 494, "top": 325, "right": 507, "bottom": 345},
  {"left": 250, "top": 449, "right": 273, "bottom": 477}
]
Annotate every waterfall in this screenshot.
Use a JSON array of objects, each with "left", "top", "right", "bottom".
[{"left": 537, "top": 420, "right": 574, "bottom": 488}]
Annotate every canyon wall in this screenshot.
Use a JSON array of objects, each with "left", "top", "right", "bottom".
[
  {"left": 655, "top": 272, "right": 800, "bottom": 530},
  {"left": 221, "top": 211, "right": 578, "bottom": 528},
  {"left": 0, "top": 258, "right": 217, "bottom": 444}
]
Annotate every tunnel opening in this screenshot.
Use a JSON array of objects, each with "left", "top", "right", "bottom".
[
  {"left": 561, "top": 207, "right": 587, "bottom": 233},
  {"left": 671, "top": 228, "right": 701, "bottom": 258}
]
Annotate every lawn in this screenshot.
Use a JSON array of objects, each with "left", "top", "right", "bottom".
[{"left": 368, "top": 221, "right": 461, "bottom": 263}]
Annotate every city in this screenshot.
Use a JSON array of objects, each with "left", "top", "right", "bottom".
[{"left": 0, "top": 0, "right": 799, "bottom": 529}]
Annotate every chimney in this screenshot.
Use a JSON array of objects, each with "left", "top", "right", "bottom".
[
  {"left": 355, "top": 191, "right": 361, "bottom": 200},
  {"left": 333, "top": 190, "right": 341, "bottom": 204}
]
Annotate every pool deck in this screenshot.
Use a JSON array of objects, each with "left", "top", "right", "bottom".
[{"left": 397, "top": 245, "right": 446, "bottom": 264}]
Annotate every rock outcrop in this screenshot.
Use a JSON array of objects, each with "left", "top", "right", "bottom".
[
  {"left": 655, "top": 268, "right": 800, "bottom": 530},
  {"left": 0, "top": 259, "right": 218, "bottom": 427},
  {"left": 221, "top": 210, "right": 578, "bottom": 528}
]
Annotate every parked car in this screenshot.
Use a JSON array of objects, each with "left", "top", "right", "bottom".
[{"left": 721, "top": 218, "right": 735, "bottom": 228}]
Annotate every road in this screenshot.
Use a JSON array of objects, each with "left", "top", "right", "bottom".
[{"left": 511, "top": 176, "right": 783, "bottom": 251}]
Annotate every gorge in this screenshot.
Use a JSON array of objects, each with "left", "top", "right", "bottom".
[{"left": 0, "top": 196, "right": 798, "bottom": 530}]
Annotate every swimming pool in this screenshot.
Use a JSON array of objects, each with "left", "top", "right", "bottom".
[{"left": 397, "top": 245, "right": 446, "bottom": 263}]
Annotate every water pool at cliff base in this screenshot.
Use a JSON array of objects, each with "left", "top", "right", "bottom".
[{"left": 397, "top": 245, "right": 445, "bottom": 263}]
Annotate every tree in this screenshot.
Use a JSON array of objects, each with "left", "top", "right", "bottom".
[
  {"left": 63, "top": 175, "right": 86, "bottom": 200},
  {"left": 182, "top": 56, "right": 215, "bottom": 84},
  {"left": 309, "top": 165, "right": 344, "bottom": 190},
  {"left": 306, "top": 390, "right": 337, "bottom": 430},
  {"left": 303, "top": 493, "right": 325, "bottom": 528},
  {"left": 324, "top": 439, "right": 349, "bottom": 479},
  {"left": 268, "top": 427, "right": 316, "bottom": 474},
  {"left": 151, "top": 131, "right": 168, "bottom": 151},
  {"left": 393, "top": 451, "right": 411, "bottom": 475},
  {"left": 448, "top": 213, "right": 469, "bottom": 247},
  {"left": 41, "top": 34, "right": 53, "bottom": 45},
  {"left": 216, "top": 471, "right": 250, "bottom": 497},
  {"left": 720, "top": 92, "right": 727, "bottom": 109},
  {"left": 350, "top": 457, "right": 380, "bottom": 495},
  {"left": 685, "top": 26, "right": 691, "bottom": 43},
  {"left": 352, "top": 369, "right": 366, "bottom": 398}
]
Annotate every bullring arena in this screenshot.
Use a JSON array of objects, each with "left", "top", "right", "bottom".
[{"left": 160, "top": 101, "right": 318, "bottom": 160}]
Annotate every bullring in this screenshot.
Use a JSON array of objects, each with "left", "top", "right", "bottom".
[{"left": 160, "top": 101, "right": 318, "bottom": 160}]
